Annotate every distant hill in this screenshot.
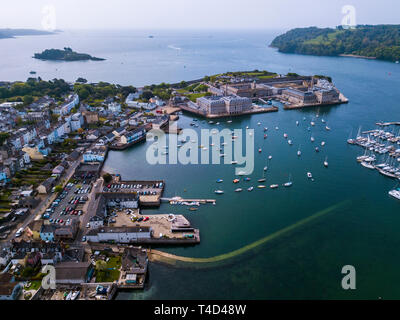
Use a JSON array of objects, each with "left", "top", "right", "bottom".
[
  {"left": 0, "top": 28, "right": 55, "bottom": 39},
  {"left": 270, "top": 25, "right": 400, "bottom": 62},
  {"left": 34, "top": 47, "right": 105, "bottom": 62}
]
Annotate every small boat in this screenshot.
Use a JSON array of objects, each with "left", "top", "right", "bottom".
[
  {"left": 321, "top": 119, "right": 326, "bottom": 123},
  {"left": 324, "top": 157, "right": 329, "bottom": 168},
  {"left": 263, "top": 166, "right": 268, "bottom": 171},
  {"left": 216, "top": 179, "right": 223, "bottom": 183},
  {"left": 227, "top": 120, "right": 233, "bottom": 124},
  {"left": 247, "top": 187, "right": 254, "bottom": 192},
  {"left": 389, "top": 188, "right": 400, "bottom": 200},
  {"left": 315, "top": 147, "right": 320, "bottom": 152},
  {"left": 296, "top": 121, "right": 299, "bottom": 126},
  {"left": 258, "top": 148, "right": 262, "bottom": 153},
  {"left": 275, "top": 126, "right": 279, "bottom": 130},
  {"left": 264, "top": 127, "right": 268, "bottom": 132},
  {"left": 235, "top": 188, "right": 243, "bottom": 192},
  {"left": 326, "top": 126, "right": 331, "bottom": 131},
  {"left": 297, "top": 150, "right": 301, "bottom": 157},
  {"left": 311, "top": 137, "right": 315, "bottom": 142},
  {"left": 209, "top": 121, "right": 214, "bottom": 124},
  {"left": 321, "top": 141, "right": 326, "bottom": 146},
  {"left": 216, "top": 122, "right": 220, "bottom": 125},
  {"left": 283, "top": 174, "right": 293, "bottom": 187},
  {"left": 257, "top": 122, "right": 261, "bottom": 126},
  {"left": 288, "top": 140, "right": 293, "bottom": 145},
  {"left": 257, "top": 185, "right": 267, "bottom": 189},
  {"left": 233, "top": 179, "right": 240, "bottom": 184},
  {"left": 215, "top": 190, "right": 224, "bottom": 194},
  {"left": 284, "top": 133, "right": 288, "bottom": 139},
  {"left": 258, "top": 178, "right": 266, "bottom": 183},
  {"left": 311, "top": 121, "right": 315, "bottom": 126},
  {"left": 231, "top": 161, "right": 238, "bottom": 165},
  {"left": 307, "top": 172, "right": 313, "bottom": 179},
  {"left": 270, "top": 184, "right": 279, "bottom": 189},
  {"left": 244, "top": 177, "right": 251, "bottom": 182},
  {"left": 264, "top": 134, "right": 267, "bottom": 139},
  {"left": 268, "top": 155, "right": 272, "bottom": 160}
]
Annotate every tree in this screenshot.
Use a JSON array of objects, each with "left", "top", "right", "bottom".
[
  {"left": 95, "top": 260, "right": 107, "bottom": 272},
  {"left": 23, "top": 95, "right": 34, "bottom": 105},
  {"left": 54, "top": 185, "right": 63, "bottom": 193},
  {"left": 76, "top": 77, "right": 88, "bottom": 83},
  {"left": 103, "top": 173, "right": 112, "bottom": 184}
]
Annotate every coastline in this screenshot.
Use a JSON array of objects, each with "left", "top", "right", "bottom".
[{"left": 339, "top": 54, "right": 377, "bottom": 60}]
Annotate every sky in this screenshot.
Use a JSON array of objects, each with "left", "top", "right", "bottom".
[{"left": 1, "top": 0, "right": 399, "bottom": 31}]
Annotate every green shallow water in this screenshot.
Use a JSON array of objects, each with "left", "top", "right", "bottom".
[{"left": 98, "top": 32, "right": 400, "bottom": 299}]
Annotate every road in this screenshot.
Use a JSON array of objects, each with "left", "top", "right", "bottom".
[{"left": 4, "top": 155, "right": 83, "bottom": 241}]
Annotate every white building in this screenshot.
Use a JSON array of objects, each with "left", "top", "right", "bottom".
[{"left": 85, "top": 226, "right": 152, "bottom": 243}]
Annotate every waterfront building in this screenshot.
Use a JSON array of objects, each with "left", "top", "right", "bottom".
[
  {"left": 120, "top": 127, "right": 146, "bottom": 145},
  {"left": 282, "top": 88, "right": 318, "bottom": 105},
  {"left": 85, "top": 226, "right": 152, "bottom": 243},
  {"left": 196, "top": 95, "right": 252, "bottom": 115}
]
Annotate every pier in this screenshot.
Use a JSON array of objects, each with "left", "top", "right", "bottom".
[{"left": 161, "top": 196, "right": 216, "bottom": 205}]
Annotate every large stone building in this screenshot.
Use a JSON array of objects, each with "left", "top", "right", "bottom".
[{"left": 196, "top": 95, "right": 252, "bottom": 115}]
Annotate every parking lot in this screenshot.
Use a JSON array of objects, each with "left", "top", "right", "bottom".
[
  {"left": 102, "top": 181, "right": 164, "bottom": 197},
  {"left": 42, "top": 182, "right": 93, "bottom": 227}
]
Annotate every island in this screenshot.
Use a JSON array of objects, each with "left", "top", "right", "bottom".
[
  {"left": 270, "top": 25, "right": 400, "bottom": 62},
  {"left": 0, "top": 28, "right": 55, "bottom": 39},
  {"left": 33, "top": 47, "right": 105, "bottom": 61}
]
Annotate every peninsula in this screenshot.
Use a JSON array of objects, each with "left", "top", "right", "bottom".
[
  {"left": 271, "top": 25, "right": 400, "bottom": 62},
  {"left": 34, "top": 47, "right": 105, "bottom": 61},
  {"left": 0, "top": 28, "right": 54, "bottom": 39}
]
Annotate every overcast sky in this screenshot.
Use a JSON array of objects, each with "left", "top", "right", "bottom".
[{"left": 1, "top": 0, "right": 399, "bottom": 31}]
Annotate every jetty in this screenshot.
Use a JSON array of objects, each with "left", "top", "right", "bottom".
[{"left": 161, "top": 196, "right": 216, "bottom": 205}]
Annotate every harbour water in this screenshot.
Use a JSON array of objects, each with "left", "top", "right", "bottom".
[{"left": 2, "top": 29, "right": 400, "bottom": 299}]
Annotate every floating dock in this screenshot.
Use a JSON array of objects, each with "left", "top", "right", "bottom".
[{"left": 161, "top": 197, "right": 216, "bottom": 205}]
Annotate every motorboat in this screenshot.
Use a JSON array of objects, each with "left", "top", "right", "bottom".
[
  {"left": 389, "top": 188, "right": 400, "bottom": 200},
  {"left": 321, "top": 141, "right": 326, "bottom": 146},
  {"left": 215, "top": 190, "right": 224, "bottom": 194},
  {"left": 315, "top": 147, "right": 320, "bottom": 152},
  {"left": 311, "top": 136, "right": 315, "bottom": 142},
  {"left": 288, "top": 140, "right": 293, "bottom": 145},
  {"left": 216, "top": 179, "right": 223, "bottom": 183},
  {"left": 258, "top": 148, "right": 262, "bottom": 153},
  {"left": 263, "top": 166, "right": 268, "bottom": 171},
  {"left": 257, "top": 185, "right": 267, "bottom": 189},
  {"left": 248, "top": 187, "right": 254, "bottom": 192},
  {"left": 270, "top": 184, "right": 279, "bottom": 189},
  {"left": 326, "top": 126, "right": 331, "bottom": 131},
  {"left": 284, "top": 133, "right": 288, "bottom": 139},
  {"left": 235, "top": 188, "right": 243, "bottom": 192},
  {"left": 233, "top": 179, "right": 240, "bottom": 184},
  {"left": 244, "top": 177, "right": 251, "bottom": 182},
  {"left": 268, "top": 155, "right": 272, "bottom": 160},
  {"left": 258, "top": 178, "right": 266, "bottom": 183},
  {"left": 283, "top": 182, "right": 293, "bottom": 187},
  {"left": 307, "top": 172, "right": 313, "bottom": 179}
]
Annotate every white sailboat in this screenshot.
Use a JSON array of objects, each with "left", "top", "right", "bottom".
[
  {"left": 297, "top": 145, "right": 302, "bottom": 157},
  {"left": 324, "top": 157, "right": 329, "bottom": 168}
]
